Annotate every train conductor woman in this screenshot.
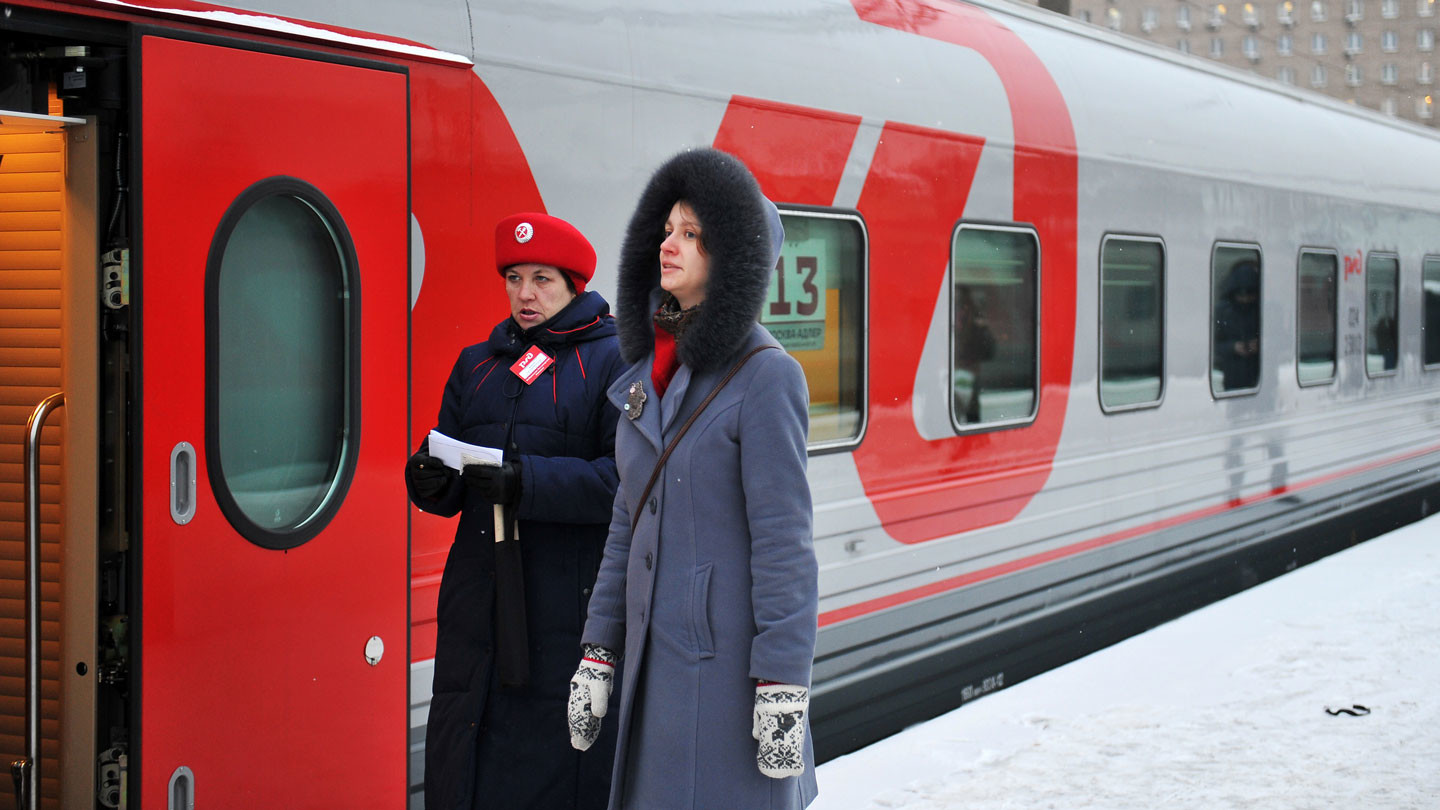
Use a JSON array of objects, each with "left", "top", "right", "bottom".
[
  {"left": 404, "top": 212, "right": 626, "bottom": 809},
  {"left": 567, "top": 148, "right": 821, "bottom": 809}
]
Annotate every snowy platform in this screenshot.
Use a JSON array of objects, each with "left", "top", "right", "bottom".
[{"left": 815, "top": 514, "right": 1440, "bottom": 809}]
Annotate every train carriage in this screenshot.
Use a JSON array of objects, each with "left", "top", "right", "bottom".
[{"left": 1, "top": 0, "right": 1439, "bottom": 808}]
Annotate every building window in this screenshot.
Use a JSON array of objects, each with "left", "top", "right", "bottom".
[
  {"left": 206, "top": 179, "right": 359, "bottom": 549},
  {"left": 1313, "top": 32, "right": 1329, "bottom": 53},
  {"left": 1312, "top": 0, "right": 1329, "bottom": 20},
  {"left": 1347, "top": 31, "right": 1364, "bottom": 54},
  {"left": 1366, "top": 253, "right": 1400, "bottom": 377},
  {"left": 1297, "top": 250, "right": 1338, "bottom": 386},
  {"left": 1424, "top": 256, "right": 1440, "bottom": 367},
  {"left": 1421, "top": 61, "right": 1434, "bottom": 82},
  {"left": 1383, "top": 0, "right": 1399, "bottom": 16},
  {"left": 1179, "top": 37, "right": 1194, "bottom": 53},
  {"left": 1143, "top": 7, "right": 1160, "bottom": 31},
  {"left": 1210, "top": 3, "right": 1228, "bottom": 26},
  {"left": 1421, "top": 28, "right": 1436, "bottom": 50},
  {"left": 1279, "top": 0, "right": 1297, "bottom": 22},
  {"left": 1107, "top": 7, "right": 1124, "bottom": 29},
  {"left": 1382, "top": 96, "right": 1399, "bottom": 114},
  {"left": 766, "top": 210, "right": 868, "bottom": 448},
  {"left": 1383, "top": 30, "right": 1400, "bottom": 51},
  {"left": 1382, "top": 62, "right": 1399, "bottom": 83},
  {"left": 1100, "top": 237, "right": 1166, "bottom": 411},
  {"left": 1346, "top": 63, "right": 1364, "bottom": 85},
  {"left": 1278, "top": 33, "right": 1295, "bottom": 54},
  {"left": 1212, "top": 244, "right": 1263, "bottom": 396},
  {"left": 1279, "top": 65, "right": 1298, "bottom": 82},
  {"left": 1079, "top": 9, "right": 1093, "bottom": 22},
  {"left": 1245, "top": 34, "right": 1261, "bottom": 58},
  {"left": 950, "top": 225, "right": 1039, "bottom": 429},
  {"left": 1421, "top": 93, "right": 1436, "bottom": 117},
  {"left": 1178, "top": 4, "right": 1193, "bottom": 29},
  {"left": 1244, "top": 2, "right": 1262, "bottom": 24},
  {"left": 1422, "top": 0, "right": 1436, "bottom": 16},
  {"left": 1346, "top": 0, "right": 1365, "bottom": 20},
  {"left": 1212, "top": 35, "right": 1226, "bottom": 57},
  {"left": 1312, "top": 63, "right": 1329, "bottom": 85}
]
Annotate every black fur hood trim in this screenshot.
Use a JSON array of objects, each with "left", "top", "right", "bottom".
[{"left": 615, "top": 148, "right": 783, "bottom": 372}]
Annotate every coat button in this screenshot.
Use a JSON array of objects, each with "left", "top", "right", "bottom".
[
  {"left": 648, "top": 498, "right": 657, "bottom": 514},
  {"left": 645, "top": 552, "right": 653, "bottom": 570},
  {"left": 582, "top": 587, "right": 592, "bottom": 596}
]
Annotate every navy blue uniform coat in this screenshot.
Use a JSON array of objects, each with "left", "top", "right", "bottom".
[{"left": 410, "top": 291, "right": 626, "bottom": 810}]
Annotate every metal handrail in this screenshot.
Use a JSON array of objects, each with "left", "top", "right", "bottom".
[{"left": 12, "top": 393, "right": 64, "bottom": 810}]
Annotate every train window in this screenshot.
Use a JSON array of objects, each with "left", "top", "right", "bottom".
[
  {"left": 206, "top": 178, "right": 359, "bottom": 550},
  {"left": 1366, "top": 253, "right": 1400, "bottom": 376},
  {"left": 1424, "top": 256, "right": 1440, "bottom": 368},
  {"left": 1297, "top": 249, "right": 1339, "bottom": 385},
  {"left": 762, "top": 209, "right": 867, "bottom": 450},
  {"left": 1099, "top": 236, "right": 1165, "bottom": 411},
  {"left": 1211, "top": 244, "right": 1263, "bottom": 396},
  {"left": 949, "top": 224, "right": 1039, "bottom": 429}
]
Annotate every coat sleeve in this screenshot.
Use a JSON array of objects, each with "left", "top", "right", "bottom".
[
  {"left": 740, "top": 350, "right": 818, "bottom": 687},
  {"left": 514, "top": 348, "right": 626, "bottom": 525},
  {"left": 405, "top": 350, "right": 472, "bottom": 518},
  {"left": 582, "top": 486, "right": 633, "bottom": 654}
]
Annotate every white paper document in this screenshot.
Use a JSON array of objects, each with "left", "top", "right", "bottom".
[{"left": 427, "top": 430, "right": 502, "bottom": 471}]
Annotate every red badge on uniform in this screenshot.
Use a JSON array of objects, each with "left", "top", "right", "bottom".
[{"left": 510, "top": 345, "right": 554, "bottom": 384}]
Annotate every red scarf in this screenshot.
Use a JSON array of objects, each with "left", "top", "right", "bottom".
[{"left": 651, "top": 325, "right": 681, "bottom": 398}]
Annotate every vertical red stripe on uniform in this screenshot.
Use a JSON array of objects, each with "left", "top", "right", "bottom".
[
  {"left": 850, "top": 0, "right": 1079, "bottom": 542},
  {"left": 713, "top": 96, "right": 862, "bottom": 205}
]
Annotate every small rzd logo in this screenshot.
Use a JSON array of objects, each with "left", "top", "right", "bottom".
[{"left": 515, "top": 222, "right": 534, "bottom": 243}]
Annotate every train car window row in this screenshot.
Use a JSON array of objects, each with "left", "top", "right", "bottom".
[
  {"left": 764, "top": 208, "right": 867, "bottom": 451},
  {"left": 1366, "top": 252, "right": 1401, "bottom": 377},
  {"left": 206, "top": 181, "right": 359, "bottom": 549},
  {"left": 1424, "top": 255, "right": 1440, "bottom": 369},
  {"left": 1211, "top": 243, "right": 1264, "bottom": 397},
  {"left": 949, "top": 223, "right": 1040, "bottom": 431},
  {"left": 1099, "top": 235, "right": 1166, "bottom": 411},
  {"left": 1297, "top": 249, "right": 1340, "bottom": 386}
]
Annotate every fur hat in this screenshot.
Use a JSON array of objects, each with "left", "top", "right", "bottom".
[
  {"left": 494, "top": 212, "right": 597, "bottom": 293},
  {"left": 615, "top": 148, "right": 784, "bottom": 371}
]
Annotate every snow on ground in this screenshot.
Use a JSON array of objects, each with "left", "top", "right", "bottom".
[{"left": 814, "top": 514, "right": 1440, "bottom": 809}]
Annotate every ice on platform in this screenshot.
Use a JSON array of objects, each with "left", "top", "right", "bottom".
[{"left": 815, "top": 514, "right": 1440, "bottom": 809}]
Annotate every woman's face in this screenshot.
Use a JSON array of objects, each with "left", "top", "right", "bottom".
[
  {"left": 660, "top": 201, "right": 710, "bottom": 309},
  {"left": 505, "top": 263, "right": 576, "bottom": 328}
]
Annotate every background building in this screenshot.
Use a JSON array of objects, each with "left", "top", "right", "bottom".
[{"left": 1046, "top": 0, "right": 1437, "bottom": 127}]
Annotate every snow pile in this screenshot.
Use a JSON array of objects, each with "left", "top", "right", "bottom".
[{"left": 815, "top": 516, "right": 1440, "bottom": 809}]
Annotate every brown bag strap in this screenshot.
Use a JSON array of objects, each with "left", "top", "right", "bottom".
[{"left": 629, "top": 345, "right": 777, "bottom": 534}]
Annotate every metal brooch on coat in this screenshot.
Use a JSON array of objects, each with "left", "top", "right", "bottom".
[{"left": 625, "top": 380, "right": 647, "bottom": 420}]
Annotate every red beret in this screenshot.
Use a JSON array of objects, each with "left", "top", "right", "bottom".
[{"left": 494, "top": 212, "right": 597, "bottom": 293}]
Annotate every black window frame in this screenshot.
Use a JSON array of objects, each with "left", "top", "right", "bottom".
[
  {"left": 1098, "top": 233, "right": 1167, "bottom": 414},
  {"left": 1209, "top": 241, "right": 1264, "bottom": 399},
  {"left": 204, "top": 176, "right": 361, "bottom": 551},
  {"left": 1295, "top": 246, "right": 1340, "bottom": 387},
  {"left": 1364, "top": 250, "right": 1402, "bottom": 379}
]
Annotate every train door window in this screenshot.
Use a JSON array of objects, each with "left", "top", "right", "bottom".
[
  {"left": 1297, "top": 249, "right": 1339, "bottom": 385},
  {"left": 1099, "top": 236, "right": 1165, "bottom": 411},
  {"left": 1211, "top": 244, "right": 1263, "bottom": 396},
  {"left": 949, "top": 224, "right": 1040, "bottom": 429},
  {"left": 1366, "top": 253, "right": 1400, "bottom": 376},
  {"left": 207, "top": 179, "right": 359, "bottom": 549},
  {"left": 762, "top": 209, "right": 867, "bottom": 449},
  {"left": 1424, "top": 256, "right": 1440, "bottom": 368}
]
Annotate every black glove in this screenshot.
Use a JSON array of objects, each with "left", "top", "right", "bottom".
[
  {"left": 463, "top": 460, "right": 521, "bottom": 506},
  {"left": 406, "top": 451, "right": 456, "bottom": 500}
]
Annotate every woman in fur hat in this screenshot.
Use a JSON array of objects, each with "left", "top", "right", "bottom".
[
  {"left": 405, "top": 212, "right": 625, "bottom": 810},
  {"left": 567, "top": 149, "right": 820, "bottom": 809}
]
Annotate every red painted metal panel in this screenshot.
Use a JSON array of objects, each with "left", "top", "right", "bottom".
[
  {"left": 140, "top": 35, "right": 407, "bottom": 807},
  {"left": 713, "top": 95, "right": 862, "bottom": 205}
]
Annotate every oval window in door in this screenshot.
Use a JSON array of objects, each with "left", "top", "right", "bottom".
[{"left": 205, "top": 177, "right": 360, "bottom": 550}]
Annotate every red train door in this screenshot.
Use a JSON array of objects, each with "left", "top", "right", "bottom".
[{"left": 136, "top": 33, "right": 408, "bottom": 808}]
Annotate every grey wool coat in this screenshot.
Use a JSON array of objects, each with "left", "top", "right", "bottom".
[{"left": 582, "top": 148, "right": 820, "bottom": 810}]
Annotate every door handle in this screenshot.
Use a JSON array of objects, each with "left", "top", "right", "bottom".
[{"left": 14, "top": 393, "right": 63, "bottom": 810}]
